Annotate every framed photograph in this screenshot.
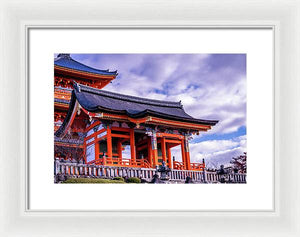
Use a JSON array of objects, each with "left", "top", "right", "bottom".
[{"left": 1, "top": 0, "right": 299, "bottom": 236}]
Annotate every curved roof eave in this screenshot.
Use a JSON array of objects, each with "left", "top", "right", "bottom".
[{"left": 54, "top": 54, "right": 118, "bottom": 76}]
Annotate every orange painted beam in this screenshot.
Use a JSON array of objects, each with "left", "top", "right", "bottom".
[
  {"left": 111, "top": 134, "right": 130, "bottom": 139},
  {"left": 111, "top": 127, "right": 130, "bottom": 132},
  {"left": 167, "top": 143, "right": 180, "bottom": 148},
  {"left": 149, "top": 118, "right": 211, "bottom": 130},
  {"left": 85, "top": 120, "right": 101, "bottom": 133},
  {"left": 165, "top": 139, "right": 182, "bottom": 144},
  {"left": 91, "top": 113, "right": 211, "bottom": 131},
  {"left": 156, "top": 132, "right": 184, "bottom": 139}
]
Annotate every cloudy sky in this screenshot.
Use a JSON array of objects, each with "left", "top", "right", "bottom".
[{"left": 62, "top": 54, "right": 246, "bottom": 168}]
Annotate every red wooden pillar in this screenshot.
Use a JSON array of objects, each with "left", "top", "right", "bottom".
[
  {"left": 95, "top": 140, "right": 99, "bottom": 161},
  {"left": 151, "top": 132, "right": 158, "bottom": 167},
  {"left": 185, "top": 151, "right": 191, "bottom": 170},
  {"left": 161, "top": 137, "right": 167, "bottom": 164},
  {"left": 167, "top": 144, "right": 172, "bottom": 169},
  {"left": 181, "top": 139, "right": 187, "bottom": 170},
  {"left": 184, "top": 137, "right": 191, "bottom": 170},
  {"left": 130, "top": 128, "right": 136, "bottom": 164},
  {"left": 117, "top": 139, "right": 122, "bottom": 159},
  {"left": 106, "top": 127, "right": 112, "bottom": 158},
  {"left": 147, "top": 137, "right": 153, "bottom": 166}
]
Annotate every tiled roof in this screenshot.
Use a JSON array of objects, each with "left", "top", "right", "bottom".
[
  {"left": 54, "top": 54, "right": 117, "bottom": 76},
  {"left": 76, "top": 84, "right": 182, "bottom": 108},
  {"left": 76, "top": 83, "right": 217, "bottom": 124},
  {"left": 55, "top": 84, "right": 218, "bottom": 136}
]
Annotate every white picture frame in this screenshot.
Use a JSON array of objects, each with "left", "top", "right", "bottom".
[{"left": 0, "top": 0, "right": 299, "bottom": 236}]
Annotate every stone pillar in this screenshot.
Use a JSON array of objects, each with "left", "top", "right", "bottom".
[
  {"left": 54, "top": 158, "right": 60, "bottom": 175},
  {"left": 202, "top": 159, "right": 207, "bottom": 183}
]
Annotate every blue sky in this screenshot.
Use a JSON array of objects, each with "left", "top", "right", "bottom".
[{"left": 58, "top": 54, "right": 247, "bottom": 168}]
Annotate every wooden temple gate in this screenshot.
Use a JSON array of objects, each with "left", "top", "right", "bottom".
[{"left": 82, "top": 120, "right": 205, "bottom": 171}]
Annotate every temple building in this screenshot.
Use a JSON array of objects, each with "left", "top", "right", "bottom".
[
  {"left": 54, "top": 54, "right": 117, "bottom": 160},
  {"left": 55, "top": 82, "right": 218, "bottom": 171}
]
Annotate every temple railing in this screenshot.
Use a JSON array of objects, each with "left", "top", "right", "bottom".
[
  {"left": 173, "top": 161, "right": 205, "bottom": 171},
  {"left": 190, "top": 162, "right": 205, "bottom": 171},
  {"left": 55, "top": 160, "right": 156, "bottom": 182},
  {"left": 173, "top": 161, "right": 185, "bottom": 170},
  {"left": 170, "top": 170, "right": 247, "bottom": 183},
  {"left": 54, "top": 159, "right": 246, "bottom": 183},
  {"left": 87, "top": 157, "right": 152, "bottom": 168}
]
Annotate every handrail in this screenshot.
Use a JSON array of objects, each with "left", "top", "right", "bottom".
[
  {"left": 87, "top": 157, "right": 152, "bottom": 168},
  {"left": 173, "top": 161, "right": 205, "bottom": 171},
  {"left": 190, "top": 162, "right": 205, "bottom": 171},
  {"left": 173, "top": 161, "right": 185, "bottom": 170}
]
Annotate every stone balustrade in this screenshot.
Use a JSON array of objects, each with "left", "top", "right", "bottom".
[{"left": 54, "top": 159, "right": 247, "bottom": 183}]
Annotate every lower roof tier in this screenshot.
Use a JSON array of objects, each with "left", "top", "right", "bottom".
[{"left": 55, "top": 83, "right": 218, "bottom": 137}]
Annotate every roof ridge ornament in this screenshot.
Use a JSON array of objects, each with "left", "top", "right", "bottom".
[{"left": 179, "top": 100, "right": 183, "bottom": 108}]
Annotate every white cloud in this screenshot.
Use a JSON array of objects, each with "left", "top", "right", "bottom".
[
  {"left": 170, "top": 135, "right": 247, "bottom": 168},
  {"left": 88, "top": 54, "right": 247, "bottom": 135}
]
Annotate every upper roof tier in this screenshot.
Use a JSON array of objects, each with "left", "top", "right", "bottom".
[
  {"left": 54, "top": 54, "right": 118, "bottom": 76},
  {"left": 74, "top": 83, "right": 218, "bottom": 125}
]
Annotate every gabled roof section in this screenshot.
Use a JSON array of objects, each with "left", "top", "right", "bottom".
[
  {"left": 54, "top": 54, "right": 118, "bottom": 76},
  {"left": 76, "top": 83, "right": 218, "bottom": 125},
  {"left": 55, "top": 83, "right": 218, "bottom": 137}
]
